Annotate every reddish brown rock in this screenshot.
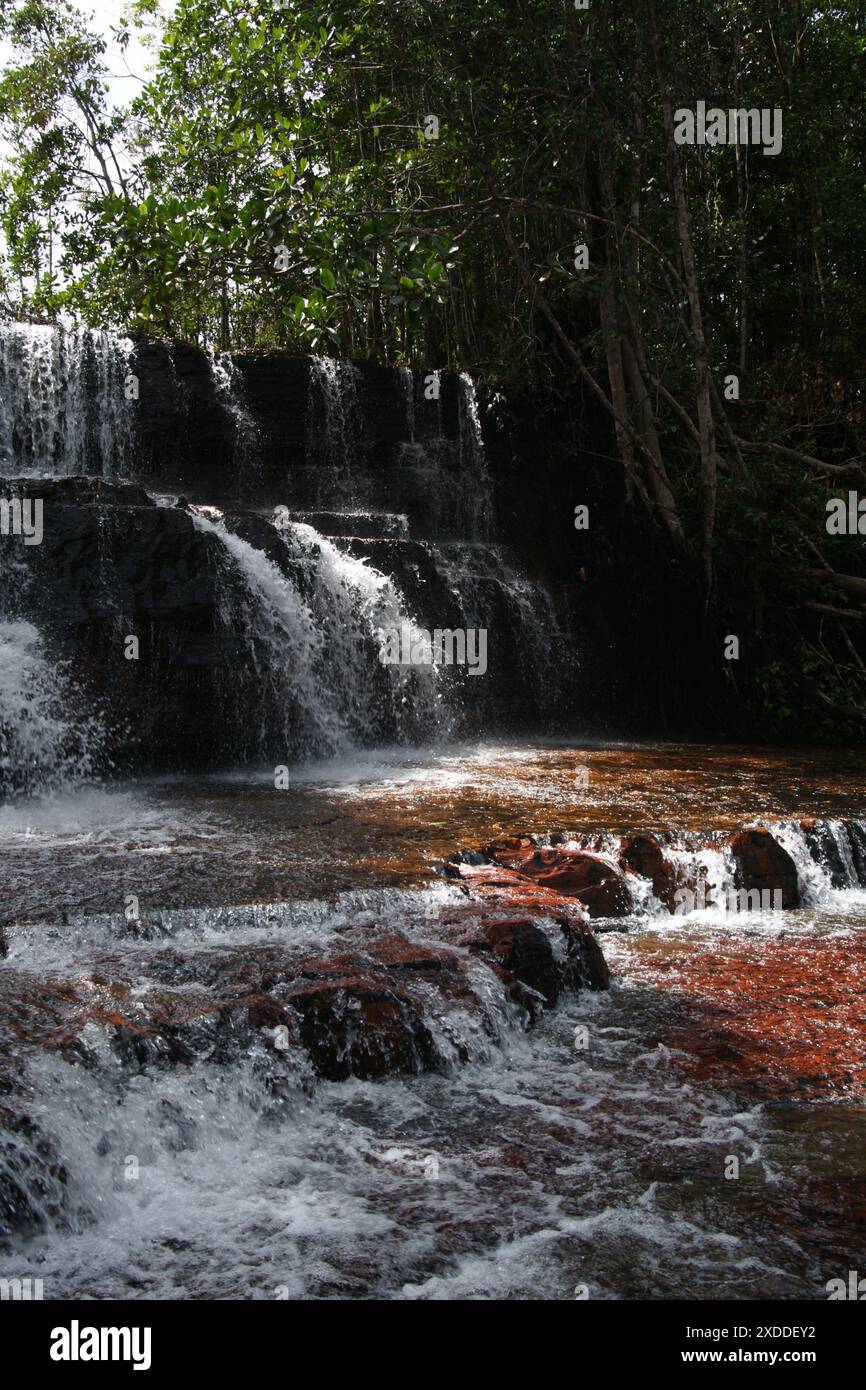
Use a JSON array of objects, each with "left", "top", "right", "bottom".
[
  {"left": 621, "top": 833, "right": 678, "bottom": 912},
  {"left": 728, "top": 829, "right": 800, "bottom": 908},
  {"left": 560, "top": 920, "right": 611, "bottom": 991},
  {"left": 540, "top": 857, "right": 631, "bottom": 916},
  {"left": 481, "top": 842, "right": 632, "bottom": 918},
  {"left": 527, "top": 851, "right": 633, "bottom": 917},
  {"left": 456, "top": 918, "right": 560, "bottom": 1008},
  {"left": 286, "top": 979, "right": 436, "bottom": 1081},
  {"left": 624, "top": 927, "right": 866, "bottom": 1099},
  {"left": 444, "top": 862, "right": 611, "bottom": 993},
  {"left": 446, "top": 861, "right": 588, "bottom": 924},
  {"left": 484, "top": 835, "right": 536, "bottom": 858}
]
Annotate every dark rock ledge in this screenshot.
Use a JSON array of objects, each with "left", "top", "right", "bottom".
[{"left": 448, "top": 818, "right": 866, "bottom": 919}]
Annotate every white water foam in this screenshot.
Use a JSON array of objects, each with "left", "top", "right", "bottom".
[
  {"left": 0, "top": 323, "right": 135, "bottom": 477},
  {"left": 0, "top": 620, "right": 104, "bottom": 798}
]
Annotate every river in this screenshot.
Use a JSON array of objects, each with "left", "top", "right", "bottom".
[{"left": 1, "top": 740, "right": 864, "bottom": 1299}]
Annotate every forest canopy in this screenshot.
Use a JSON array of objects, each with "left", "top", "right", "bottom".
[{"left": 1, "top": 0, "right": 865, "bottom": 736}]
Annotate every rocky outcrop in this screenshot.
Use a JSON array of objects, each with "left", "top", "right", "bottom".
[
  {"left": 0, "top": 890, "right": 610, "bottom": 1243},
  {"left": 0, "top": 904, "right": 608, "bottom": 1083},
  {"left": 482, "top": 840, "right": 634, "bottom": 918},
  {"left": 443, "top": 859, "right": 610, "bottom": 990},
  {"left": 1, "top": 476, "right": 246, "bottom": 771},
  {"left": 728, "top": 829, "right": 800, "bottom": 908},
  {"left": 130, "top": 342, "right": 471, "bottom": 515},
  {"left": 620, "top": 833, "right": 678, "bottom": 912},
  {"left": 448, "top": 818, "right": 866, "bottom": 922}
]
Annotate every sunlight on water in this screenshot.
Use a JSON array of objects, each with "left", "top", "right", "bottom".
[{"left": 1, "top": 742, "right": 865, "bottom": 1299}]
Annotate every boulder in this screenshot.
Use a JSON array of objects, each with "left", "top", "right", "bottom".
[
  {"left": 620, "top": 833, "right": 678, "bottom": 912},
  {"left": 458, "top": 918, "right": 560, "bottom": 1008},
  {"left": 559, "top": 920, "right": 611, "bottom": 991},
  {"left": 444, "top": 861, "right": 588, "bottom": 923},
  {"left": 499, "top": 847, "right": 633, "bottom": 917},
  {"left": 286, "top": 979, "right": 436, "bottom": 1081},
  {"left": 728, "top": 829, "right": 800, "bottom": 908}
]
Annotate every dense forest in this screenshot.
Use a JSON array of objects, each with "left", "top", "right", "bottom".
[{"left": 1, "top": 0, "right": 865, "bottom": 740}]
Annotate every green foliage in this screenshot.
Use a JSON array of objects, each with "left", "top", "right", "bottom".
[{"left": 1, "top": 0, "right": 865, "bottom": 735}]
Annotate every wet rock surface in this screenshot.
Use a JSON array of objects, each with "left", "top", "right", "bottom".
[
  {"left": 728, "top": 828, "right": 801, "bottom": 908},
  {"left": 2, "top": 787, "right": 866, "bottom": 1291},
  {"left": 478, "top": 841, "right": 634, "bottom": 917},
  {"left": 0, "top": 896, "right": 610, "bottom": 1245},
  {"left": 448, "top": 820, "right": 855, "bottom": 922},
  {"left": 620, "top": 928, "right": 866, "bottom": 1100},
  {"left": 620, "top": 833, "right": 679, "bottom": 911}
]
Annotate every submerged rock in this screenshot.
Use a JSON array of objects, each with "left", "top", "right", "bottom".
[
  {"left": 444, "top": 860, "right": 610, "bottom": 989},
  {"left": 287, "top": 979, "right": 437, "bottom": 1081},
  {"left": 454, "top": 918, "right": 561, "bottom": 1009},
  {"left": 0, "top": 900, "right": 609, "bottom": 1148}
]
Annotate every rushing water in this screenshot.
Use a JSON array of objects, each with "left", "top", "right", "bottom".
[
  {"left": 0, "top": 743, "right": 865, "bottom": 1299},
  {"left": 0, "top": 324, "right": 135, "bottom": 477},
  {"left": 0, "top": 620, "right": 105, "bottom": 798},
  {"left": 1, "top": 324, "right": 863, "bottom": 1300}
]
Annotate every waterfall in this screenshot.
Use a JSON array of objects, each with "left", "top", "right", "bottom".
[
  {"left": 306, "top": 357, "right": 363, "bottom": 473},
  {"left": 775, "top": 818, "right": 866, "bottom": 901},
  {"left": 191, "top": 511, "right": 450, "bottom": 760},
  {"left": 0, "top": 328, "right": 568, "bottom": 773},
  {"left": 301, "top": 359, "right": 494, "bottom": 540},
  {"left": 455, "top": 372, "right": 494, "bottom": 540},
  {"left": 278, "top": 519, "right": 452, "bottom": 744},
  {"left": 0, "top": 324, "right": 135, "bottom": 478},
  {"left": 0, "top": 620, "right": 104, "bottom": 798},
  {"left": 429, "top": 541, "right": 572, "bottom": 720},
  {"left": 399, "top": 365, "right": 416, "bottom": 442},
  {"left": 207, "top": 349, "right": 260, "bottom": 486}
]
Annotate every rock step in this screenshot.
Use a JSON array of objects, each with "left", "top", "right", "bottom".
[
  {"left": 450, "top": 817, "right": 866, "bottom": 918},
  {"left": 282, "top": 509, "right": 410, "bottom": 539}
]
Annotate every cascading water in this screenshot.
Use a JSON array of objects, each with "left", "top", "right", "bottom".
[
  {"left": 207, "top": 348, "right": 261, "bottom": 488},
  {"left": 191, "top": 510, "right": 342, "bottom": 758},
  {"left": 0, "top": 323, "right": 135, "bottom": 478},
  {"left": 455, "top": 371, "right": 494, "bottom": 540},
  {"left": 305, "top": 356, "right": 363, "bottom": 480},
  {"left": 190, "top": 509, "right": 450, "bottom": 760},
  {"left": 399, "top": 364, "right": 416, "bottom": 443},
  {"left": 429, "top": 540, "right": 571, "bottom": 720},
  {"left": 277, "top": 519, "right": 452, "bottom": 744},
  {"left": 11, "top": 329, "right": 861, "bottom": 1305},
  {"left": 0, "top": 620, "right": 104, "bottom": 798},
  {"left": 298, "top": 359, "right": 495, "bottom": 540},
  {"left": 3, "top": 774, "right": 866, "bottom": 1295}
]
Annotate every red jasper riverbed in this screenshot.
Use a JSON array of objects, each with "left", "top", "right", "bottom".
[
  {"left": 619, "top": 926, "right": 866, "bottom": 1100},
  {"left": 1, "top": 739, "right": 866, "bottom": 1299}
]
